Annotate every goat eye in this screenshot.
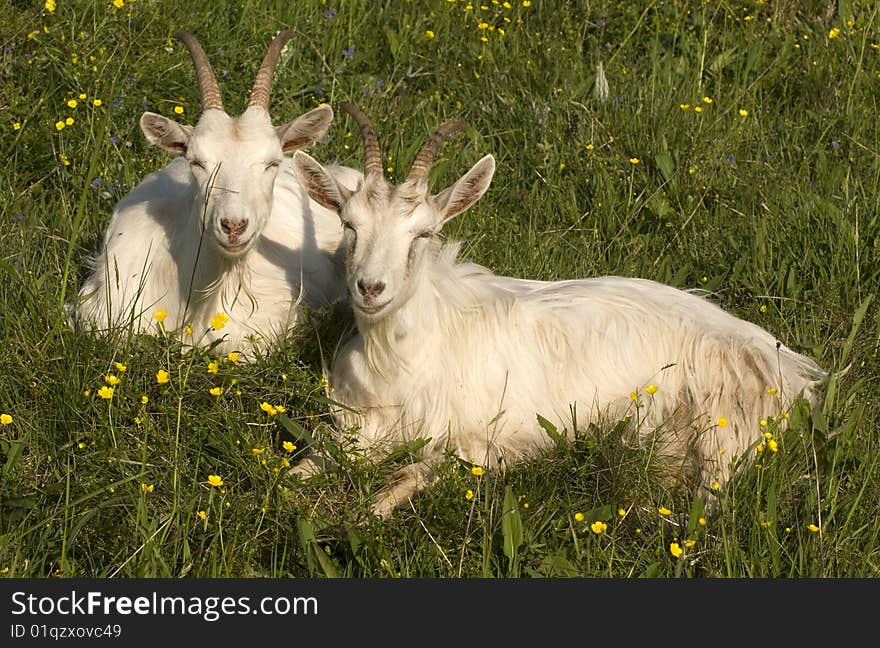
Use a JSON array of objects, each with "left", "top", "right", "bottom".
[
  {"left": 417, "top": 230, "right": 433, "bottom": 239},
  {"left": 265, "top": 160, "right": 281, "bottom": 171}
]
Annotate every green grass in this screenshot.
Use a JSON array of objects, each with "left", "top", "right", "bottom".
[{"left": 1, "top": 0, "right": 878, "bottom": 578}]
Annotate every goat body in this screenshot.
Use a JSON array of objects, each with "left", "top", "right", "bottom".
[
  {"left": 292, "top": 104, "right": 828, "bottom": 518},
  {"left": 329, "top": 241, "right": 827, "bottom": 516}
]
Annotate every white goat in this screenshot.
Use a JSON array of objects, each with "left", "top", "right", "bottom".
[
  {"left": 291, "top": 103, "right": 829, "bottom": 519},
  {"left": 74, "top": 30, "right": 360, "bottom": 358}
]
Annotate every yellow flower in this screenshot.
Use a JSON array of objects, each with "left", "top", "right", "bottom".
[
  {"left": 645, "top": 384, "right": 658, "bottom": 395},
  {"left": 274, "top": 405, "right": 286, "bottom": 414},
  {"left": 617, "top": 508, "right": 627, "bottom": 517},
  {"left": 756, "top": 443, "right": 765, "bottom": 453},
  {"left": 97, "top": 385, "right": 114, "bottom": 400},
  {"left": 55, "top": 121, "right": 66, "bottom": 131},
  {"left": 141, "top": 395, "right": 148, "bottom": 405},
  {"left": 83, "top": 390, "right": 91, "bottom": 397},
  {"left": 522, "top": 0, "right": 531, "bottom": 5},
  {"left": 44, "top": 0, "right": 56, "bottom": 12},
  {"left": 281, "top": 457, "right": 290, "bottom": 468},
  {"left": 471, "top": 465, "right": 484, "bottom": 477},
  {"left": 698, "top": 517, "right": 707, "bottom": 526},
  {"left": 763, "top": 432, "right": 774, "bottom": 441},
  {"left": 465, "top": 489, "right": 474, "bottom": 500},
  {"left": 828, "top": 27, "right": 840, "bottom": 39},
  {"left": 260, "top": 401, "right": 277, "bottom": 416},
  {"left": 153, "top": 309, "right": 168, "bottom": 322},
  {"left": 761, "top": 520, "right": 772, "bottom": 528},
  {"left": 629, "top": 158, "right": 640, "bottom": 165},
  {"left": 93, "top": 99, "right": 103, "bottom": 107},
  {"left": 684, "top": 539, "right": 696, "bottom": 548},
  {"left": 140, "top": 483, "right": 154, "bottom": 493},
  {"left": 114, "top": 362, "right": 127, "bottom": 373},
  {"left": 227, "top": 352, "right": 240, "bottom": 363},
  {"left": 13, "top": 122, "right": 21, "bottom": 130},
  {"left": 210, "top": 312, "right": 229, "bottom": 330},
  {"left": 197, "top": 510, "right": 207, "bottom": 521},
  {"left": 694, "top": 106, "right": 703, "bottom": 113},
  {"left": 670, "top": 542, "right": 683, "bottom": 558},
  {"left": 209, "top": 387, "right": 222, "bottom": 396},
  {"left": 767, "top": 439, "right": 778, "bottom": 453},
  {"left": 679, "top": 103, "right": 690, "bottom": 110},
  {"left": 739, "top": 109, "right": 749, "bottom": 117},
  {"left": 282, "top": 441, "right": 296, "bottom": 452},
  {"left": 252, "top": 447, "right": 265, "bottom": 455},
  {"left": 574, "top": 512, "right": 585, "bottom": 522},
  {"left": 629, "top": 391, "right": 638, "bottom": 401},
  {"left": 760, "top": 419, "right": 768, "bottom": 427},
  {"left": 65, "top": 117, "right": 74, "bottom": 126},
  {"left": 207, "top": 361, "right": 219, "bottom": 374},
  {"left": 156, "top": 369, "right": 170, "bottom": 384},
  {"left": 767, "top": 387, "right": 777, "bottom": 395},
  {"left": 112, "top": 0, "right": 124, "bottom": 8},
  {"left": 808, "top": 523, "right": 820, "bottom": 533},
  {"left": 711, "top": 481, "right": 720, "bottom": 490},
  {"left": 425, "top": 30, "right": 435, "bottom": 40},
  {"left": 77, "top": 442, "right": 86, "bottom": 449},
  {"left": 67, "top": 99, "right": 77, "bottom": 109},
  {"left": 702, "top": 96, "right": 713, "bottom": 104},
  {"left": 134, "top": 417, "right": 142, "bottom": 425},
  {"left": 104, "top": 374, "right": 121, "bottom": 386},
  {"left": 717, "top": 417, "right": 728, "bottom": 427},
  {"left": 658, "top": 506, "right": 672, "bottom": 516},
  {"left": 174, "top": 105, "right": 184, "bottom": 115},
  {"left": 0, "top": 414, "right": 12, "bottom": 425},
  {"left": 207, "top": 474, "right": 224, "bottom": 487},
  {"left": 184, "top": 324, "right": 193, "bottom": 335},
  {"left": 590, "top": 521, "right": 607, "bottom": 534}
]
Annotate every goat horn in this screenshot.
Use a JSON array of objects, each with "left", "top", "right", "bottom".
[
  {"left": 173, "top": 30, "right": 224, "bottom": 113},
  {"left": 340, "top": 102, "right": 383, "bottom": 179},
  {"left": 406, "top": 119, "right": 470, "bottom": 184},
  {"left": 248, "top": 30, "right": 294, "bottom": 110}
]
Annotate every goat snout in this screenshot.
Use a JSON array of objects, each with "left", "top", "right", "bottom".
[
  {"left": 220, "top": 218, "right": 249, "bottom": 241},
  {"left": 356, "top": 279, "right": 386, "bottom": 300}
]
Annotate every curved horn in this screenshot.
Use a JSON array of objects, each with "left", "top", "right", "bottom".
[
  {"left": 173, "top": 30, "right": 224, "bottom": 112},
  {"left": 340, "top": 102, "right": 383, "bottom": 179},
  {"left": 406, "top": 119, "right": 469, "bottom": 184},
  {"left": 248, "top": 30, "right": 294, "bottom": 109}
]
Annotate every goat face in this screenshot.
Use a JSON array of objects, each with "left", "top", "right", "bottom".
[
  {"left": 141, "top": 105, "right": 332, "bottom": 258},
  {"left": 292, "top": 107, "right": 495, "bottom": 323},
  {"left": 137, "top": 30, "right": 333, "bottom": 259}
]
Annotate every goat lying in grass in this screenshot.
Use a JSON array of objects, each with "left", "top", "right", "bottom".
[
  {"left": 73, "top": 30, "right": 359, "bottom": 358},
  {"left": 291, "top": 103, "right": 829, "bottom": 519}
]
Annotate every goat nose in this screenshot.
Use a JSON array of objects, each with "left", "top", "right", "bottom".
[
  {"left": 220, "top": 218, "right": 248, "bottom": 239},
  {"left": 357, "top": 279, "right": 386, "bottom": 299}
]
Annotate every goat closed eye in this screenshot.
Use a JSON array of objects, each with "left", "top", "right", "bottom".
[
  {"left": 189, "top": 160, "right": 207, "bottom": 172},
  {"left": 264, "top": 160, "right": 281, "bottom": 172},
  {"left": 417, "top": 230, "right": 433, "bottom": 239}
]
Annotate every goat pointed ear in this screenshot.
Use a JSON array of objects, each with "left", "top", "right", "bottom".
[
  {"left": 277, "top": 105, "right": 334, "bottom": 153},
  {"left": 140, "top": 112, "right": 192, "bottom": 154},
  {"left": 431, "top": 154, "right": 495, "bottom": 225},
  {"left": 292, "top": 151, "right": 350, "bottom": 212}
]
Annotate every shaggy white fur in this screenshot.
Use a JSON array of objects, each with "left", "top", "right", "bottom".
[{"left": 291, "top": 107, "right": 828, "bottom": 518}]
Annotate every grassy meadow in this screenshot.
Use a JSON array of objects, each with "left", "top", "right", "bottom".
[{"left": 1, "top": 0, "right": 878, "bottom": 578}]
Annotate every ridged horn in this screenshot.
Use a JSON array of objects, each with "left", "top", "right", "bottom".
[
  {"left": 173, "top": 30, "right": 224, "bottom": 112},
  {"left": 340, "top": 102, "right": 383, "bottom": 179},
  {"left": 248, "top": 30, "right": 294, "bottom": 109},
  {"left": 406, "top": 119, "right": 469, "bottom": 184}
]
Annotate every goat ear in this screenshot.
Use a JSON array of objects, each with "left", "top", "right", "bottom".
[
  {"left": 291, "top": 151, "right": 350, "bottom": 212},
  {"left": 140, "top": 112, "right": 192, "bottom": 154},
  {"left": 431, "top": 154, "right": 495, "bottom": 225},
  {"left": 277, "top": 105, "right": 334, "bottom": 153}
]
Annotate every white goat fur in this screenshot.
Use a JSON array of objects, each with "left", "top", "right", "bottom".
[
  {"left": 292, "top": 111, "right": 828, "bottom": 519},
  {"left": 74, "top": 32, "right": 360, "bottom": 358}
]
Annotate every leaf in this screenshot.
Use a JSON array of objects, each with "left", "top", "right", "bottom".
[
  {"left": 278, "top": 414, "right": 317, "bottom": 447},
  {"left": 655, "top": 151, "right": 675, "bottom": 182},
  {"left": 501, "top": 486, "right": 523, "bottom": 562},
  {"left": 384, "top": 27, "right": 400, "bottom": 62},
  {"left": 297, "top": 518, "right": 341, "bottom": 578},
  {"left": 639, "top": 562, "right": 661, "bottom": 578},
  {"left": 537, "top": 414, "right": 566, "bottom": 448}
]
